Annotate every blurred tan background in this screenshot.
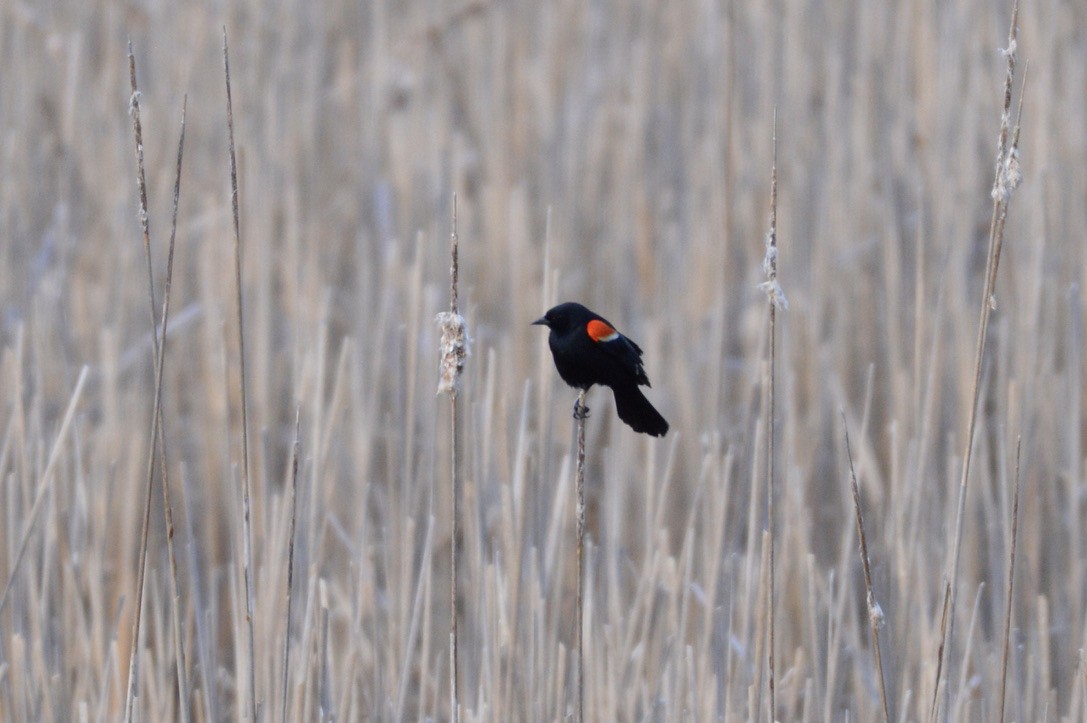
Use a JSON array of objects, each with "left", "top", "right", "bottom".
[{"left": 0, "top": 0, "right": 1084, "bottom": 720}]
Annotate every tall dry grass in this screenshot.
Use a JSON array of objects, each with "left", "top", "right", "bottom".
[{"left": 0, "top": 0, "right": 1083, "bottom": 720}]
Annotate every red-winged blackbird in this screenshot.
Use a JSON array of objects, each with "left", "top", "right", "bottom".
[{"left": 533, "top": 302, "right": 669, "bottom": 437}]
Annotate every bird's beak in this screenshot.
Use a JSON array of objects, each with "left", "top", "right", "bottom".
[{"left": 531, "top": 317, "right": 548, "bottom": 327}]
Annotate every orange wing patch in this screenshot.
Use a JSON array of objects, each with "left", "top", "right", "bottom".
[{"left": 586, "top": 319, "right": 619, "bottom": 342}]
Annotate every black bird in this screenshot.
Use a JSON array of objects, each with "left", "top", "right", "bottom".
[{"left": 533, "top": 302, "right": 669, "bottom": 437}]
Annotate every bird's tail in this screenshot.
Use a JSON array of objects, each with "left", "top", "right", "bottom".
[{"left": 612, "top": 385, "right": 669, "bottom": 437}]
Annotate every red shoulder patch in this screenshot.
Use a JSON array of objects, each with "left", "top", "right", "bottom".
[{"left": 586, "top": 319, "right": 619, "bottom": 342}]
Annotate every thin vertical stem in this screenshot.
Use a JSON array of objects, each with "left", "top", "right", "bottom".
[
  {"left": 997, "top": 437, "right": 1023, "bottom": 721},
  {"left": 123, "top": 49, "right": 189, "bottom": 720},
  {"left": 766, "top": 305, "right": 776, "bottom": 719},
  {"left": 575, "top": 388, "right": 588, "bottom": 723},
  {"left": 124, "top": 99, "right": 185, "bottom": 723},
  {"left": 940, "top": 4, "right": 1020, "bottom": 715},
  {"left": 438, "top": 195, "right": 468, "bottom": 718},
  {"left": 760, "top": 111, "right": 781, "bottom": 723},
  {"left": 281, "top": 407, "right": 302, "bottom": 723},
  {"left": 449, "top": 195, "right": 461, "bottom": 723},
  {"left": 222, "top": 28, "right": 258, "bottom": 722},
  {"left": 160, "top": 96, "right": 192, "bottom": 723}
]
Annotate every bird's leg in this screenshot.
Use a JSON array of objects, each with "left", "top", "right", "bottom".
[{"left": 573, "top": 395, "right": 590, "bottom": 420}]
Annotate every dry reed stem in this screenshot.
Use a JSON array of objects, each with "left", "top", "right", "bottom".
[
  {"left": 998, "top": 436, "right": 1023, "bottom": 721},
  {"left": 757, "top": 112, "right": 784, "bottom": 723},
  {"left": 940, "top": 1, "right": 1021, "bottom": 714},
  {"left": 281, "top": 407, "right": 301, "bottom": 723},
  {"left": 126, "top": 53, "right": 192, "bottom": 713},
  {"left": 436, "top": 193, "right": 465, "bottom": 722},
  {"left": 841, "top": 410, "right": 890, "bottom": 723},
  {"left": 222, "top": 28, "right": 258, "bottom": 722},
  {"left": 158, "top": 96, "right": 190, "bottom": 723},
  {"left": 123, "top": 98, "right": 186, "bottom": 723},
  {"left": 574, "top": 387, "right": 588, "bottom": 723}
]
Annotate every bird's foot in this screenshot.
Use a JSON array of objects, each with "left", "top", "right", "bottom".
[{"left": 573, "top": 399, "right": 590, "bottom": 420}]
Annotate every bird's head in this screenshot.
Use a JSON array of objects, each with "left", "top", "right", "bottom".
[{"left": 532, "top": 302, "right": 589, "bottom": 334}]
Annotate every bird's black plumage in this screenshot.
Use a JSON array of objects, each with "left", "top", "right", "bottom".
[{"left": 533, "top": 302, "right": 668, "bottom": 437}]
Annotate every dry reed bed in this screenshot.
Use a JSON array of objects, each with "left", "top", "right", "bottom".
[{"left": 0, "top": 0, "right": 1084, "bottom": 720}]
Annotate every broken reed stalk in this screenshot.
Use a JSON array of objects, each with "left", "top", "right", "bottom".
[
  {"left": 997, "top": 436, "right": 1023, "bottom": 722},
  {"left": 281, "top": 407, "right": 302, "bottom": 723},
  {"left": 574, "top": 388, "right": 588, "bottom": 723},
  {"left": 436, "top": 194, "right": 466, "bottom": 723},
  {"left": 938, "top": 2, "right": 1022, "bottom": 714},
  {"left": 222, "top": 29, "right": 258, "bottom": 722},
  {"left": 842, "top": 411, "right": 891, "bottom": 723},
  {"left": 757, "top": 112, "right": 786, "bottom": 722},
  {"left": 124, "top": 97, "right": 187, "bottom": 723}
]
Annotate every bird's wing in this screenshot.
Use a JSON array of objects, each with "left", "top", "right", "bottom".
[{"left": 587, "top": 321, "right": 651, "bottom": 386}]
